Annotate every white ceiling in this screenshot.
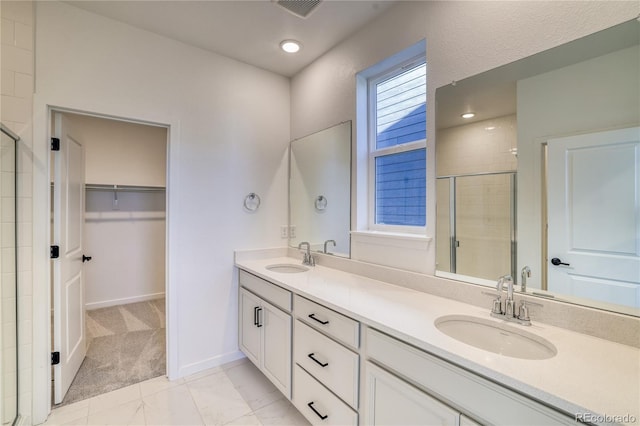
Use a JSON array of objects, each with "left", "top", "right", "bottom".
[{"left": 65, "top": 0, "right": 395, "bottom": 77}]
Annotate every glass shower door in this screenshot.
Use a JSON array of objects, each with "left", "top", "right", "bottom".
[
  {"left": 1, "top": 126, "right": 18, "bottom": 426},
  {"left": 437, "top": 172, "right": 516, "bottom": 281}
]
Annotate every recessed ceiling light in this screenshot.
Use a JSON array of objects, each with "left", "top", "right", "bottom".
[
  {"left": 485, "top": 126, "right": 496, "bottom": 131},
  {"left": 280, "top": 40, "right": 301, "bottom": 53},
  {"left": 461, "top": 112, "right": 475, "bottom": 119}
]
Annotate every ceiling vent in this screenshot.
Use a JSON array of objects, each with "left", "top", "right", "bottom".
[{"left": 275, "top": 0, "right": 322, "bottom": 19}]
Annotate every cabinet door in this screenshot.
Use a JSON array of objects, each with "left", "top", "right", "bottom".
[
  {"left": 239, "top": 288, "right": 262, "bottom": 367},
  {"left": 262, "top": 299, "right": 292, "bottom": 398},
  {"left": 364, "top": 362, "right": 459, "bottom": 426}
]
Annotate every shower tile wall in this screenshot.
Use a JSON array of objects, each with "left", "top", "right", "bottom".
[
  {"left": 1, "top": 0, "right": 35, "bottom": 421},
  {"left": 436, "top": 115, "right": 517, "bottom": 279}
]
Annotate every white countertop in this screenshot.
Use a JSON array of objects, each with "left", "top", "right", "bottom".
[{"left": 235, "top": 256, "right": 640, "bottom": 425}]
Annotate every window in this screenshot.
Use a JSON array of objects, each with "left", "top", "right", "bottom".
[{"left": 368, "top": 59, "right": 426, "bottom": 231}]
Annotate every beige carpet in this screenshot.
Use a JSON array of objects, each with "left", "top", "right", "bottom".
[{"left": 56, "top": 298, "right": 166, "bottom": 407}]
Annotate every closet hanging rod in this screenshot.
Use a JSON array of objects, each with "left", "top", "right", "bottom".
[
  {"left": 85, "top": 184, "right": 166, "bottom": 192},
  {"left": 1, "top": 123, "right": 20, "bottom": 142}
]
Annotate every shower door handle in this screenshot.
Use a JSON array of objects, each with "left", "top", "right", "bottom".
[{"left": 82, "top": 255, "right": 92, "bottom": 263}]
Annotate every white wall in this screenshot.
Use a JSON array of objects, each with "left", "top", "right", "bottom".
[
  {"left": 291, "top": 0, "right": 638, "bottom": 273},
  {"left": 517, "top": 45, "right": 640, "bottom": 290},
  {"left": 63, "top": 113, "right": 167, "bottom": 187},
  {"left": 31, "top": 2, "right": 290, "bottom": 421},
  {"left": 61, "top": 113, "right": 167, "bottom": 309},
  {"left": 84, "top": 190, "right": 166, "bottom": 309}
]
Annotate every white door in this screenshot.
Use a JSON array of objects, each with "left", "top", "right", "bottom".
[
  {"left": 52, "top": 112, "right": 87, "bottom": 404},
  {"left": 261, "top": 300, "right": 291, "bottom": 398},
  {"left": 547, "top": 127, "right": 640, "bottom": 308}
]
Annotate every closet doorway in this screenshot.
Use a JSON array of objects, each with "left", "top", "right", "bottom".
[{"left": 50, "top": 110, "right": 168, "bottom": 406}]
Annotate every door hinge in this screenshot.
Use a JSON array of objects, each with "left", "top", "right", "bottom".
[
  {"left": 51, "top": 351, "right": 60, "bottom": 365},
  {"left": 51, "top": 137, "right": 60, "bottom": 151},
  {"left": 50, "top": 245, "right": 59, "bottom": 259}
]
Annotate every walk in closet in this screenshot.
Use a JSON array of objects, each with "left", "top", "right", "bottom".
[{"left": 50, "top": 112, "right": 168, "bottom": 405}]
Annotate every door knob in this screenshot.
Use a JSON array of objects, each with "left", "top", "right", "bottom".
[
  {"left": 82, "top": 255, "right": 92, "bottom": 263},
  {"left": 551, "top": 257, "right": 569, "bottom": 266}
]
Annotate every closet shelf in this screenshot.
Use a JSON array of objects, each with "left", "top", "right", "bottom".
[{"left": 85, "top": 184, "right": 165, "bottom": 192}]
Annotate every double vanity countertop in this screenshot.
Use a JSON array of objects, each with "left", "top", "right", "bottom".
[{"left": 235, "top": 255, "right": 640, "bottom": 425}]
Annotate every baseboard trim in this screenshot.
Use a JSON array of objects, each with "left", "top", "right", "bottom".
[
  {"left": 177, "top": 350, "right": 246, "bottom": 378},
  {"left": 85, "top": 292, "right": 165, "bottom": 310},
  {"left": 15, "top": 415, "right": 30, "bottom": 426}
]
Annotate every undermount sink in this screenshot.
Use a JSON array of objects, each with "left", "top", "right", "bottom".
[
  {"left": 265, "top": 263, "right": 309, "bottom": 273},
  {"left": 435, "top": 315, "right": 557, "bottom": 360}
]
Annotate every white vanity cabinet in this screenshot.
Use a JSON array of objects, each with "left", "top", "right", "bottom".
[
  {"left": 365, "top": 327, "right": 576, "bottom": 426},
  {"left": 238, "top": 271, "right": 292, "bottom": 398},
  {"left": 363, "top": 361, "right": 459, "bottom": 425},
  {"left": 292, "top": 295, "right": 360, "bottom": 425},
  {"left": 235, "top": 263, "right": 610, "bottom": 426}
]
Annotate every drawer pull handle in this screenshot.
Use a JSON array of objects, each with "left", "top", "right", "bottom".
[
  {"left": 308, "top": 313, "right": 329, "bottom": 325},
  {"left": 253, "top": 306, "right": 259, "bottom": 326},
  {"left": 308, "top": 353, "right": 329, "bottom": 367},
  {"left": 256, "top": 307, "right": 263, "bottom": 328},
  {"left": 307, "top": 402, "right": 328, "bottom": 420}
]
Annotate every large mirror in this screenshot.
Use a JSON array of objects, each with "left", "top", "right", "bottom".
[
  {"left": 290, "top": 121, "right": 351, "bottom": 257},
  {"left": 435, "top": 19, "right": 639, "bottom": 316}
]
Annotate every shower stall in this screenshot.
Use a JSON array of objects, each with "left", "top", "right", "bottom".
[
  {"left": 0, "top": 124, "right": 19, "bottom": 425},
  {"left": 436, "top": 171, "right": 516, "bottom": 281}
]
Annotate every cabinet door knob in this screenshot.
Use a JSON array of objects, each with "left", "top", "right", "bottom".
[
  {"left": 307, "top": 402, "right": 328, "bottom": 420},
  {"left": 308, "top": 353, "right": 329, "bottom": 367}
]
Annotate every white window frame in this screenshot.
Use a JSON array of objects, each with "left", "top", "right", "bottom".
[{"left": 367, "top": 55, "right": 427, "bottom": 234}]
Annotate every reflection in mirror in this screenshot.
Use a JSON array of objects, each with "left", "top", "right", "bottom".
[
  {"left": 1, "top": 126, "right": 19, "bottom": 425},
  {"left": 436, "top": 115, "right": 517, "bottom": 283},
  {"left": 289, "top": 121, "right": 351, "bottom": 257},
  {"left": 435, "top": 19, "right": 639, "bottom": 315}
]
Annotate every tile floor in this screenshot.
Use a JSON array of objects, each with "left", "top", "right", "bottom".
[{"left": 42, "top": 358, "right": 311, "bottom": 426}]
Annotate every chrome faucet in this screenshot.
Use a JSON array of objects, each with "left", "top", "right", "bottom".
[
  {"left": 323, "top": 239, "right": 336, "bottom": 254},
  {"left": 298, "top": 241, "right": 315, "bottom": 266},
  {"left": 491, "top": 274, "right": 530, "bottom": 326},
  {"left": 521, "top": 266, "right": 531, "bottom": 292},
  {"left": 518, "top": 267, "right": 532, "bottom": 323},
  {"left": 504, "top": 275, "right": 515, "bottom": 317}
]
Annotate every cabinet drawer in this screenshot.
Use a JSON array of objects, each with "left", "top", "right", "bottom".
[
  {"left": 293, "top": 364, "right": 357, "bottom": 426},
  {"left": 295, "top": 294, "right": 359, "bottom": 349},
  {"left": 294, "top": 320, "right": 359, "bottom": 409},
  {"left": 240, "top": 270, "right": 292, "bottom": 312},
  {"left": 366, "top": 328, "right": 574, "bottom": 425}
]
